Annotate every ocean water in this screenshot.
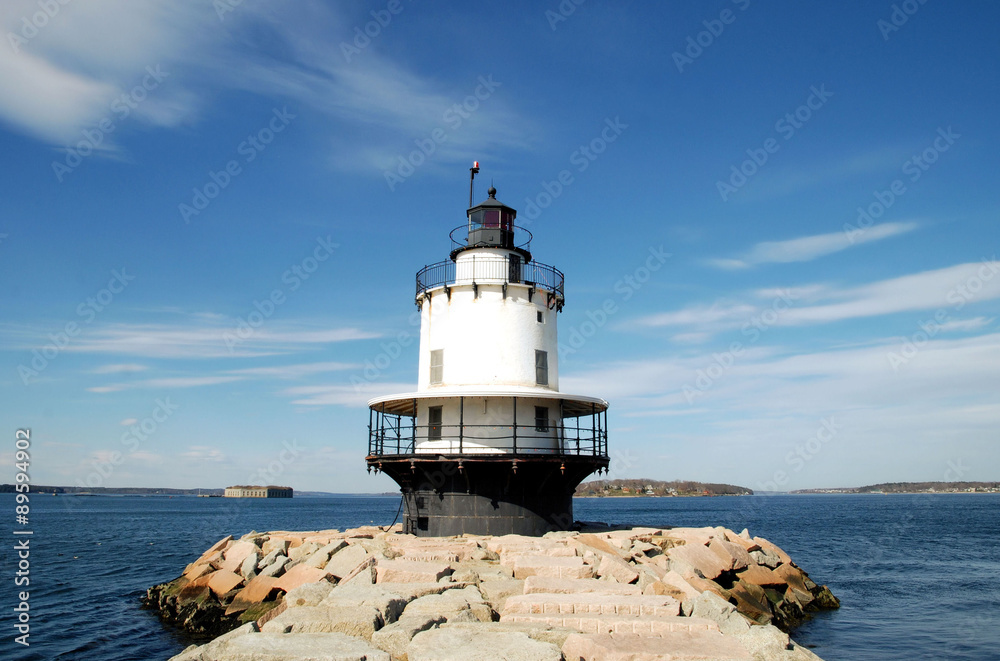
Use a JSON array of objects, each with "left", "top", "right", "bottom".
[{"left": 0, "top": 493, "right": 997, "bottom": 660}]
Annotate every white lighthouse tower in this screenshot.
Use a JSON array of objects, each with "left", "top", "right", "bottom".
[{"left": 367, "top": 166, "right": 609, "bottom": 536}]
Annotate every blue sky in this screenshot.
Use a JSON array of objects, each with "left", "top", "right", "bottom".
[{"left": 1, "top": 0, "right": 998, "bottom": 493}]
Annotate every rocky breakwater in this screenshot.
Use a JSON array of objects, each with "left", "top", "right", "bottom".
[{"left": 147, "top": 524, "right": 839, "bottom": 661}]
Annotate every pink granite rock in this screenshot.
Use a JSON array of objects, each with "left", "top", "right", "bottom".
[
  {"left": 225, "top": 575, "right": 278, "bottom": 615},
  {"left": 562, "top": 630, "right": 752, "bottom": 661},
  {"left": 513, "top": 555, "right": 594, "bottom": 580},
  {"left": 502, "top": 593, "right": 680, "bottom": 618},
  {"left": 667, "top": 544, "right": 730, "bottom": 581},
  {"left": 207, "top": 570, "right": 244, "bottom": 597},
  {"left": 708, "top": 539, "right": 751, "bottom": 572},
  {"left": 273, "top": 564, "right": 332, "bottom": 593},
  {"left": 220, "top": 541, "right": 259, "bottom": 573},
  {"left": 376, "top": 559, "right": 453, "bottom": 583},
  {"left": 523, "top": 576, "right": 641, "bottom": 596},
  {"left": 597, "top": 554, "right": 640, "bottom": 584},
  {"left": 752, "top": 537, "right": 793, "bottom": 565},
  {"left": 324, "top": 544, "right": 372, "bottom": 580},
  {"left": 735, "top": 564, "right": 784, "bottom": 589},
  {"left": 506, "top": 614, "right": 719, "bottom": 636}
]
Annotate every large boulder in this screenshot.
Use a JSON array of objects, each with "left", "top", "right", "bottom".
[
  {"left": 667, "top": 544, "right": 730, "bottom": 581},
  {"left": 512, "top": 555, "right": 593, "bottom": 580},
  {"left": 325, "top": 544, "right": 372, "bottom": 580},
  {"left": 562, "top": 630, "right": 753, "bottom": 661},
  {"left": 683, "top": 591, "right": 752, "bottom": 637},
  {"left": 408, "top": 626, "right": 562, "bottom": 661},
  {"left": 402, "top": 586, "right": 493, "bottom": 623},
  {"left": 196, "top": 631, "right": 390, "bottom": 661},
  {"left": 376, "top": 559, "right": 453, "bottom": 583},
  {"left": 260, "top": 604, "right": 383, "bottom": 639},
  {"left": 371, "top": 614, "right": 444, "bottom": 661}
]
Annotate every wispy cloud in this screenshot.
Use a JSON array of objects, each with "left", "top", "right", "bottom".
[
  {"left": 706, "top": 221, "right": 918, "bottom": 269},
  {"left": 0, "top": 1, "right": 533, "bottom": 172},
  {"left": 87, "top": 375, "right": 245, "bottom": 393},
  {"left": 93, "top": 363, "right": 148, "bottom": 374},
  {"left": 228, "top": 362, "right": 360, "bottom": 379},
  {"left": 180, "top": 445, "right": 226, "bottom": 462},
  {"left": 282, "top": 382, "right": 416, "bottom": 408},
  {"left": 636, "top": 260, "right": 1000, "bottom": 334},
  {"left": 562, "top": 333, "right": 1000, "bottom": 441},
  {"left": 42, "top": 321, "right": 381, "bottom": 359}
]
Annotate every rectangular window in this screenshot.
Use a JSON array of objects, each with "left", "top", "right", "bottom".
[
  {"left": 535, "top": 350, "right": 548, "bottom": 386},
  {"left": 536, "top": 310, "right": 543, "bottom": 323},
  {"left": 535, "top": 406, "right": 549, "bottom": 432},
  {"left": 509, "top": 254, "right": 522, "bottom": 284},
  {"left": 430, "top": 349, "right": 443, "bottom": 385},
  {"left": 428, "top": 406, "right": 443, "bottom": 441}
]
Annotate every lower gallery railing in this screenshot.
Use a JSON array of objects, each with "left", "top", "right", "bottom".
[{"left": 367, "top": 415, "right": 608, "bottom": 458}]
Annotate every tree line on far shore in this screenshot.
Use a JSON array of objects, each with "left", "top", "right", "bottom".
[{"left": 575, "top": 478, "right": 753, "bottom": 497}]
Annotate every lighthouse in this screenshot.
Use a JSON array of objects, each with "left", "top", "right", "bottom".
[{"left": 366, "top": 165, "right": 609, "bottom": 536}]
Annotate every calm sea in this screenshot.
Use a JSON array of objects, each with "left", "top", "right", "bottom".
[{"left": 0, "top": 493, "right": 997, "bottom": 660}]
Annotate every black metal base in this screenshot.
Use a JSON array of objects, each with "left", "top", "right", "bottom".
[{"left": 369, "top": 455, "right": 607, "bottom": 537}]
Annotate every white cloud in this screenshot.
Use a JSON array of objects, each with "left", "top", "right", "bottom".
[
  {"left": 228, "top": 362, "right": 360, "bottom": 379},
  {"left": 635, "top": 260, "right": 1000, "bottom": 334},
  {"left": 707, "top": 222, "right": 918, "bottom": 269},
  {"left": 283, "top": 382, "right": 416, "bottom": 407},
  {"left": 779, "top": 261, "right": 1000, "bottom": 325},
  {"left": 635, "top": 303, "right": 757, "bottom": 329},
  {"left": 936, "top": 317, "right": 993, "bottom": 333},
  {"left": 0, "top": 1, "right": 533, "bottom": 172},
  {"left": 560, "top": 332, "right": 1000, "bottom": 487},
  {"left": 93, "top": 363, "right": 148, "bottom": 374},
  {"left": 181, "top": 445, "right": 226, "bottom": 462},
  {"left": 87, "top": 375, "right": 245, "bottom": 393},
  {"left": 53, "top": 321, "right": 380, "bottom": 359}
]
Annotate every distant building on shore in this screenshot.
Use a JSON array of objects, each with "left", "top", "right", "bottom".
[{"left": 223, "top": 485, "right": 293, "bottom": 498}]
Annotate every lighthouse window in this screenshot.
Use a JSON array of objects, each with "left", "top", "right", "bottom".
[
  {"left": 535, "top": 406, "right": 549, "bottom": 432},
  {"left": 430, "top": 349, "right": 444, "bottom": 385},
  {"left": 535, "top": 350, "right": 548, "bottom": 386},
  {"left": 537, "top": 311, "right": 543, "bottom": 323},
  {"left": 428, "top": 406, "right": 443, "bottom": 440}
]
